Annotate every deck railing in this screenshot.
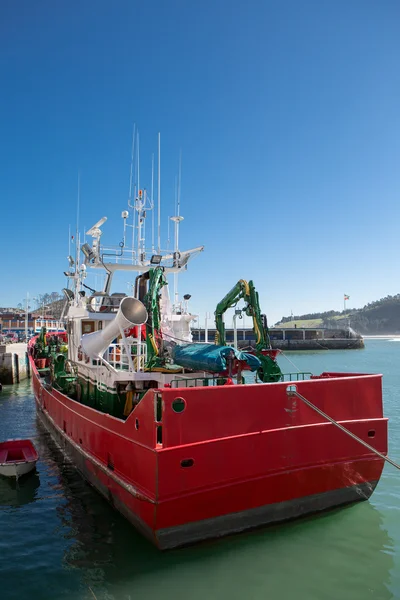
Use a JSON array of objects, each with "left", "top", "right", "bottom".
[
  {"left": 171, "top": 371, "right": 313, "bottom": 387},
  {"left": 106, "top": 341, "right": 147, "bottom": 372}
]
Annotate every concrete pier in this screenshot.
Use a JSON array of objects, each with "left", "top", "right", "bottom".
[
  {"left": 192, "top": 327, "right": 364, "bottom": 351},
  {"left": 0, "top": 343, "right": 30, "bottom": 384}
]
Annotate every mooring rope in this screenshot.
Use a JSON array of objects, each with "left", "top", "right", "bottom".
[
  {"left": 279, "top": 351, "right": 302, "bottom": 372},
  {"left": 286, "top": 388, "right": 400, "bottom": 471}
]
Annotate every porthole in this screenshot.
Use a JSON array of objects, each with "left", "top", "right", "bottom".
[{"left": 172, "top": 397, "right": 186, "bottom": 413}]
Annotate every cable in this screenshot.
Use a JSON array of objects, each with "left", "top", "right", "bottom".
[{"left": 288, "top": 389, "right": 400, "bottom": 470}]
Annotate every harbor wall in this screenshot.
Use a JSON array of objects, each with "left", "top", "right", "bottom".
[
  {"left": 0, "top": 343, "right": 30, "bottom": 384},
  {"left": 239, "top": 338, "right": 364, "bottom": 351},
  {"left": 192, "top": 327, "right": 364, "bottom": 351}
]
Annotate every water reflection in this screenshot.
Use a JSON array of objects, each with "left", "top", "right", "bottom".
[
  {"left": 0, "top": 379, "right": 396, "bottom": 600},
  {"left": 41, "top": 427, "right": 395, "bottom": 600},
  {"left": 0, "top": 472, "right": 40, "bottom": 508}
]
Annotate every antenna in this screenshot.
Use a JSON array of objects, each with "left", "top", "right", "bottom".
[
  {"left": 136, "top": 189, "right": 144, "bottom": 264},
  {"left": 86, "top": 217, "right": 107, "bottom": 236},
  {"left": 171, "top": 215, "right": 184, "bottom": 304},
  {"left": 174, "top": 175, "right": 178, "bottom": 216},
  {"left": 151, "top": 153, "right": 155, "bottom": 251},
  {"left": 137, "top": 131, "right": 140, "bottom": 198},
  {"left": 132, "top": 129, "right": 140, "bottom": 258},
  {"left": 157, "top": 132, "right": 161, "bottom": 253},
  {"left": 131, "top": 202, "right": 136, "bottom": 263},
  {"left": 75, "top": 172, "right": 80, "bottom": 267},
  {"left": 128, "top": 124, "right": 136, "bottom": 207},
  {"left": 128, "top": 125, "right": 136, "bottom": 262},
  {"left": 171, "top": 150, "right": 183, "bottom": 306},
  {"left": 177, "top": 149, "right": 182, "bottom": 217}
]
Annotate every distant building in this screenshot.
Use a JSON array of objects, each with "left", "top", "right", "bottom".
[{"left": 0, "top": 310, "right": 62, "bottom": 336}]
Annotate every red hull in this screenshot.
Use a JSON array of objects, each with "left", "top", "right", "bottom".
[{"left": 30, "top": 354, "right": 387, "bottom": 549}]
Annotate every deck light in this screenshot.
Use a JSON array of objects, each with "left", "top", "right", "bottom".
[
  {"left": 150, "top": 254, "right": 162, "bottom": 265},
  {"left": 81, "top": 243, "right": 94, "bottom": 262}
]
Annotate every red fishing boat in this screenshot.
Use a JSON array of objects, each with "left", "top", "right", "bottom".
[
  {"left": 29, "top": 143, "right": 387, "bottom": 549},
  {"left": 0, "top": 439, "right": 38, "bottom": 478}
]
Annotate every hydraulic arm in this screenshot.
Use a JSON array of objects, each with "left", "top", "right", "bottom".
[
  {"left": 142, "top": 267, "right": 168, "bottom": 369},
  {"left": 214, "top": 279, "right": 282, "bottom": 383}
]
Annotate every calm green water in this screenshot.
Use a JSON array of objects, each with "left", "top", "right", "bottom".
[{"left": 0, "top": 339, "right": 400, "bottom": 600}]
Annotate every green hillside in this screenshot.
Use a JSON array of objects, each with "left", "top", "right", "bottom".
[
  {"left": 275, "top": 295, "right": 400, "bottom": 334},
  {"left": 276, "top": 319, "right": 323, "bottom": 328}
]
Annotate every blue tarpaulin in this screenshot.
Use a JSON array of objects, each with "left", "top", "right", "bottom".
[{"left": 172, "top": 343, "right": 261, "bottom": 372}]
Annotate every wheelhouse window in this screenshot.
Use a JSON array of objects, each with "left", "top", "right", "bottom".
[{"left": 82, "top": 320, "right": 95, "bottom": 334}]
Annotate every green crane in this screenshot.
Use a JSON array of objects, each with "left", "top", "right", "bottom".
[
  {"left": 214, "top": 279, "right": 282, "bottom": 383},
  {"left": 142, "top": 267, "right": 168, "bottom": 369},
  {"left": 139, "top": 267, "right": 189, "bottom": 373}
]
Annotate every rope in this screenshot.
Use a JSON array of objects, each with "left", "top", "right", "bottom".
[
  {"left": 280, "top": 351, "right": 302, "bottom": 373},
  {"left": 162, "top": 331, "right": 201, "bottom": 345},
  {"left": 287, "top": 389, "right": 400, "bottom": 471}
]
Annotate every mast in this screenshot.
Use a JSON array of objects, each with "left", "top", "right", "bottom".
[
  {"left": 76, "top": 172, "right": 80, "bottom": 266},
  {"left": 128, "top": 125, "right": 135, "bottom": 204},
  {"left": 151, "top": 153, "right": 155, "bottom": 252},
  {"left": 171, "top": 150, "right": 183, "bottom": 307},
  {"left": 136, "top": 189, "right": 145, "bottom": 265},
  {"left": 137, "top": 131, "right": 140, "bottom": 199},
  {"left": 25, "top": 292, "right": 29, "bottom": 341},
  {"left": 157, "top": 132, "right": 161, "bottom": 253},
  {"left": 177, "top": 149, "right": 182, "bottom": 217},
  {"left": 136, "top": 130, "right": 142, "bottom": 264},
  {"left": 167, "top": 216, "right": 171, "bottom": 251},
  {"left": 128, "top": 125, "right": 136, "bottom": 262}
]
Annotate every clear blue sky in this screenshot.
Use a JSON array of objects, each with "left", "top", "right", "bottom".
[{"left": 1, "top": 0, "right": 399, "bottom": 325}]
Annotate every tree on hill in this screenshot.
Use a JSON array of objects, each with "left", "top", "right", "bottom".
[
  {"left": 277, "top": 294, "right": 400, "bottom": 334},
  {"left": 33, "top": 292, "right": 65, "bottom": 318}
]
